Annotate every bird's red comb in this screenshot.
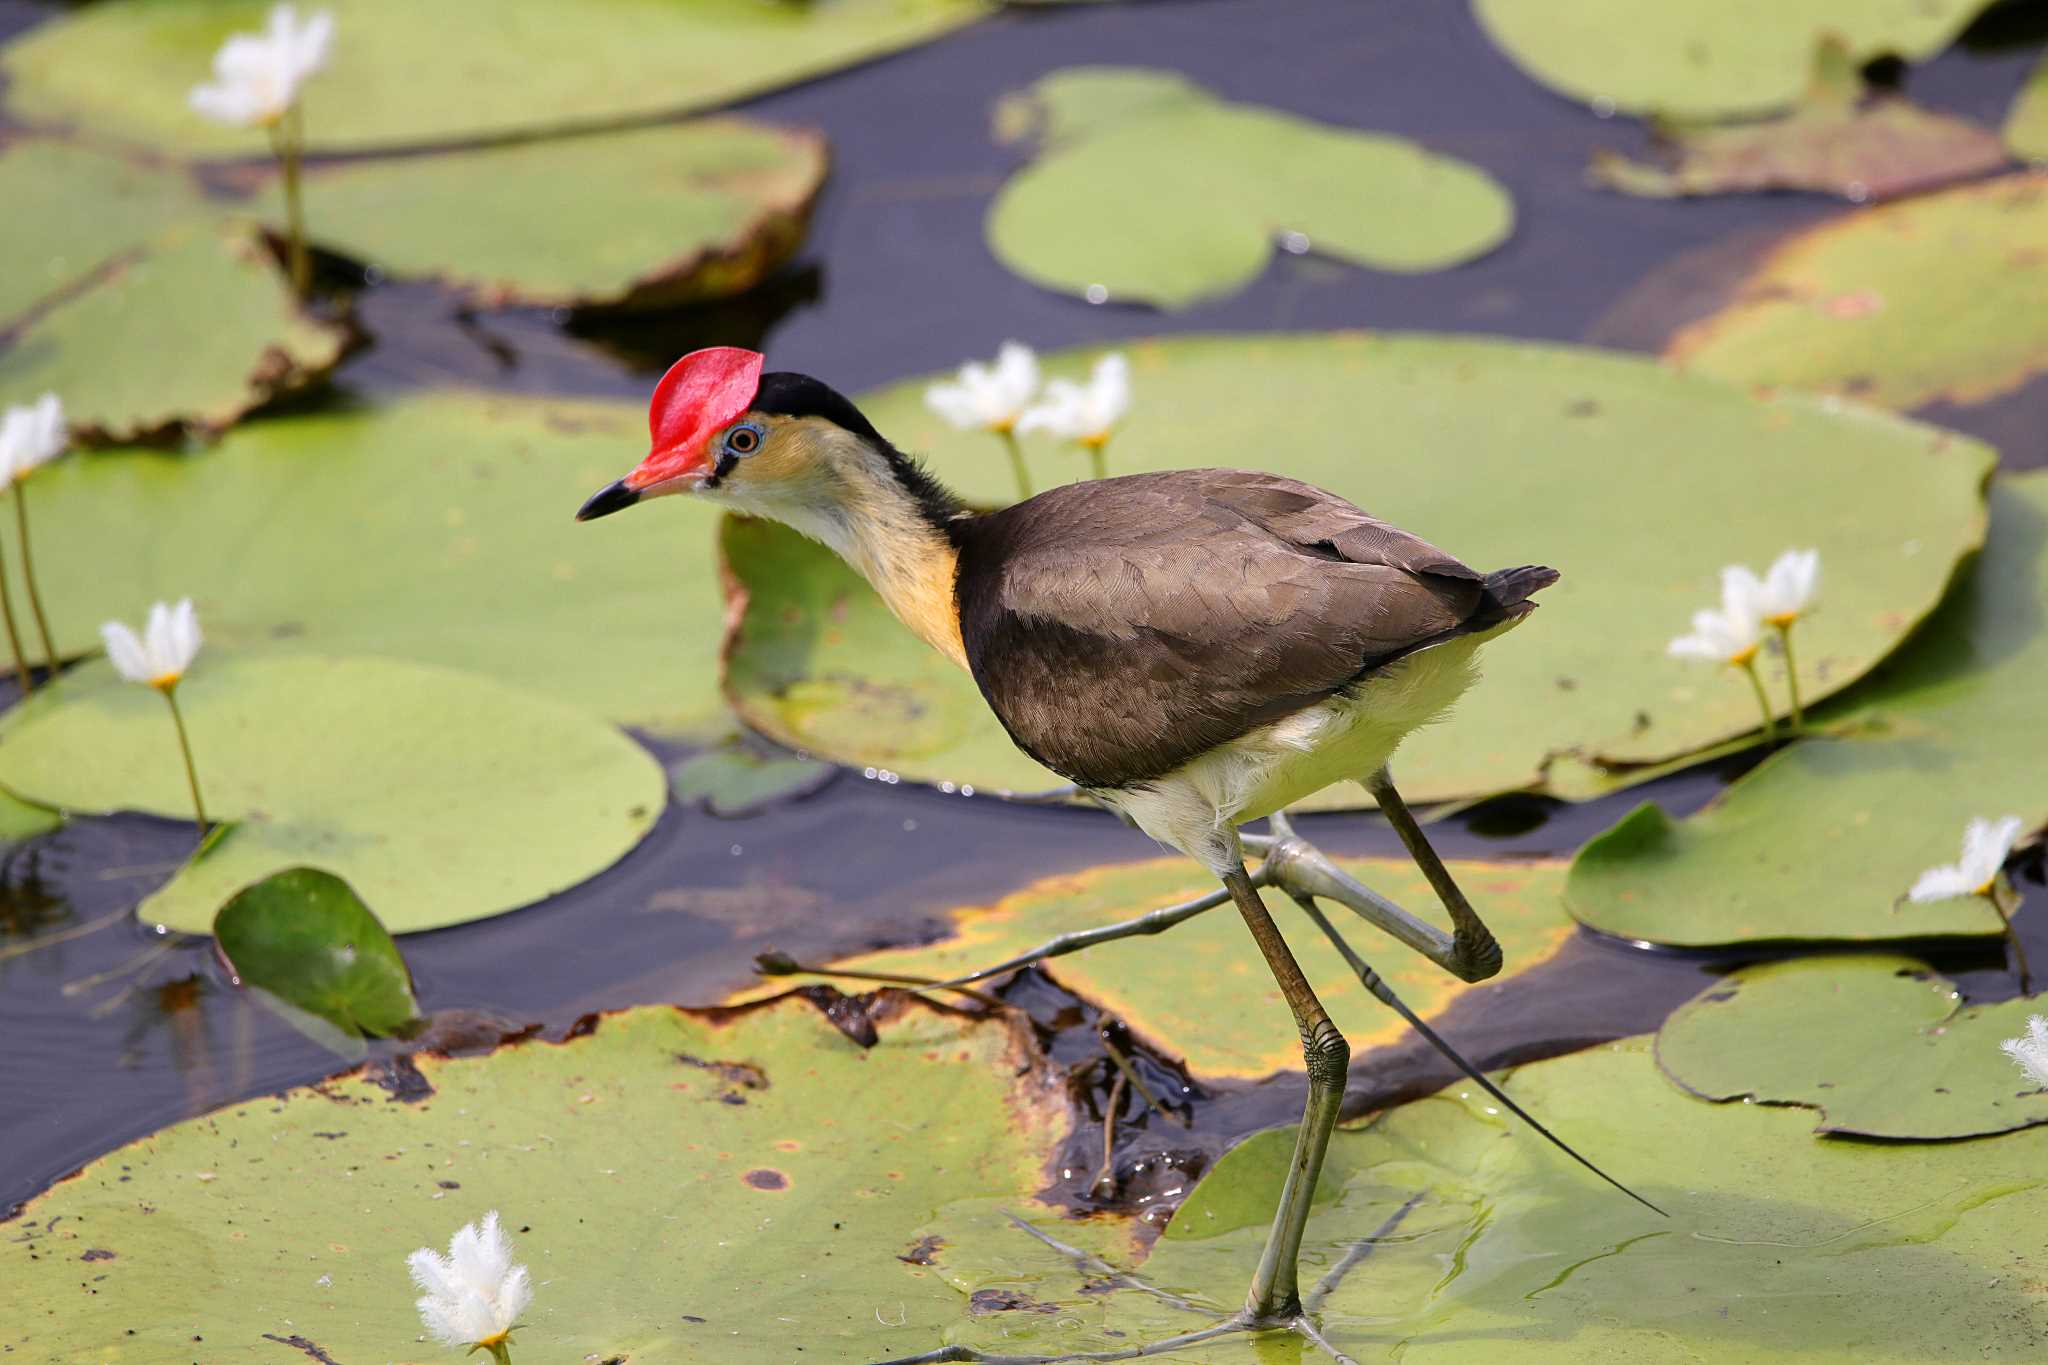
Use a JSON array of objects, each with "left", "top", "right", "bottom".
[{"left": 624, "top": 346, "right": 766, "bottom": 490}]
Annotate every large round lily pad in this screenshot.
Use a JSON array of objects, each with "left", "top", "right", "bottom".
[
  {"left": 0, "top": 654, "right": 664, "bottom": 933},
  {"left": 1566, "top": 472, "right": 2048, "bottom": 948},
  {"left": 916, "top": 1036, "right": 2048, "bottom": 1360},
  {"left": 1, "top": 995, "right": 1066, "bottom": 1362},
  {"left": 724, "top": 334, "right": 1993, "bottom": 807},
  {"left": 1665, "top": 172, "right": 2048, "bottom": 411},
  {"left": 25, "top": 391, "right": 734, "bottom": 734},
  {"left": 987, "top": 68, "right": 1512, "bottom": 308},
  {"left": 2, "top": 0, "right": 988, "bottom": 155},
  {"left": 304, "top": 120, "right": 828, "bottom": 308},
  {"left": 1473, "top": 0, "right": 1999, "bottom": 119},
  {"left": 1657, "top": 956, "right": 2048, "bottom": 1139},
  {"left": 731, "top": 854, "right": 1577, "bottom": 1078}
]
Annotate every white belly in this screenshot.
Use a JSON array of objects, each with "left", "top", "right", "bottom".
[{"left": 1091, "top": 621, "right": 1514, "bottom": 874}]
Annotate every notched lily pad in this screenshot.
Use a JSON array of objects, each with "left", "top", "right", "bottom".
[
  {"left": 214, "top": 866, "right": 420, "bottom": 1059},
  {"left": 1590, "top": 40, "right": 2010, "bottom": 200},
  {"left": 2, "top": 993, "right": 1070, "bottom": 1361},
  {"left": 0, "top": 654, "right": 665, "bottom": 934},
  {"left": 1567, "top": 473, "right": 2048, "bottom": 949},
  {"left": 304, "top": 120, "right": 828, "bottom": 309},
  {"left": 1474, "top": 0, "right": 2000, "bottom": 119},
  {"left": 730, "top": 855, "right": 1577, "bottom": 1078},
  {"left": 986, "top": 67, "right": 1513, "bottom": 308},
  {"left": 723, "top": 334, "right": 1991, "bottom": 807},
  {"left": 1656, "top": 955, "right": 2048, "bottom": 1138},
  {"left": 1666, "top": 171, "right": 2048, "bottom": 410}
]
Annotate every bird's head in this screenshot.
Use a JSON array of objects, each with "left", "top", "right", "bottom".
[{"left": 574, "top": 345, "right": 897, "bottom": 528}]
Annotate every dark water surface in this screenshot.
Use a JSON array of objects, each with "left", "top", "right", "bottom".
[{"left": 5, "top": 0, "right": 2047, "bottom": 1217}]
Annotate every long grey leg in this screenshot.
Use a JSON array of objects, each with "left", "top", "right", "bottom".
[{"left": 1362, "top": 767, "right": 1501, "bottom": 981}]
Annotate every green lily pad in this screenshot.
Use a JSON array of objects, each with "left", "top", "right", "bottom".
[
  {"left": 0, "top": 654, "right": 663, "bottom": 933},
  {"left": 1589, "top": 40, "right": 2010, "bottom": 201},
  {"left": 1656, "top": 956, "right": 2048, "bottom": 1139},
  {"left": 918, "top": 1036, "right": 2048, "bottom": 1361},
  {"left": 214, "top": 866, "right": 420, "bottom": 1059},
  {"left": 670, "top": 737, "right": 834, "bottom": 818},
  {"left": 723, "top": 334, "right": 1992, "bottom": 807},
  {"left": 1, "top": 994, "right": 1069, "bottom": 1361},
  {"left": 24, "top": 390, "right": 734, "bottom": 732},
  {"left": 1666, "top": 171, "right": 2048, "bottom": 411},
  {"left": 2009, "top": 52, "right": 2048, "bottom": 162},
  {"left": 0, "top": 216, "right": 345, "bottom": 444},
  {"left": 731, "top": 855, "right": 1577, "bottom": 1078},
  {"left": 1473, "top": 0, "right": 1999, "bottom": 119},
  {"left": 986, "top": 67, "right": 1513, "bottom": 308},
  {"left": 2, "top": 0, "right": 989, "bottom": 155},
  {"left": 304, "top": 120, "right": 827, "bottom": 309},
  {"left": 1568, "top": 471, "right": 2048, "bottom": 949}
]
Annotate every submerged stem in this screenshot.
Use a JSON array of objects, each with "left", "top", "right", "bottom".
[
  {"left": 997, "top": 427, "right": 1032, "bottom": 502},
  {"left": 13, "top": 483, "right": 56, "bottom": 675},
  {"left": 1737, "top": 657, "right": 1777, "bottom": 743},
  {"left": 162, "top": 686, "right": 208, "bottom": 834},
  {"left": 1775, "top": 621, "right": 1803, "bottom": 728}
]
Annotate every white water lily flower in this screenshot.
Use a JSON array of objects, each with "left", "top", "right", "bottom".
[
  {"left": 924, "top": 342, "right": 1041, "bottom": 433},
  {"left": 0, "top": 394, "right": 67, "bottom": 482},
  {"left": 1017, "top": 353, "right": 1130, "bottom": 447},
  {"left": 100, "top": 599, "right": 202, "bottom": 690},
  {"left": 1667, "top": 567, "right": 1763, "bottom": 666},
  {"left": 408, "top": 1211, "right": 532, "bottom": 1352},
  {"left": 1755, "top": 548, "right": 1820, "bottom": 626},
  {"left": 1907, "top": 815, "right": 2027, "bottom": 902},
  {"left": 188, "top": 4, "right": 335, "bottom": 128},
  {"left": 2001, "top": 1015, "right": 2048, "bottom": 1088}
]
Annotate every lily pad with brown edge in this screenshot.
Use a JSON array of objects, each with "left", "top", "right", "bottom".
[
  {"left": 721, "top": 334, "right": 1993, "bottom": 808},
  {"left": 729, "top": 854, "right": 1577, "bottom": 1079},
  {"left": 213, "top": 866, "right": 420, "bottom": 1060},
  {"left": 1589, "top": 38, "right": 2010, "bottom": 201},
  {"left": 0, "top": 217, "right": 346, "bottom": 444},
  {"left": 0, "top": 654, "right": 664, "bottom": 934},
  {"left": 21, "top": 390, "right": 736, "bottom": 733},
  {"left": 301, "top": 120, "right": 827, "bottom": 309},
  {"left": 1, "top": 0, "right": 991, "bottom": 156},
  {"left": 909, "top": 1036, "right": 2048, "bottom": 1362},
  {"left": 0, "top": 993, "right": 1071, "bottom": 1362},
  {"left": 1565, "top": 472, "right": 2048, "bottom": 949},
  {"left": 985, "top": 67, "right": 1513, "bottom": 308},
  {"left": 1665, "top": 171, "right": 2048, "bottom": 411},
  {"left": 1473, "top": 0, "right": 2000, "bottom": 120},
  {"left": 2009, "top": 51, "right": 2048, "bottom": 162},
  {"left": 1655, "top": 955, "right": 2048, "bottom": 1139}
]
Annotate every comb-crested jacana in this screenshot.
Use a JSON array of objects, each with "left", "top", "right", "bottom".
[{"left": 577, "top": 347, "right": 1635, "bottom": 1351}]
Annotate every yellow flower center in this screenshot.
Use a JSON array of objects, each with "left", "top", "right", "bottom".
[
  {"left": 150, "top": 672, "right": 183, "bottom": 693},
  {"left": 1766, "top": 611, "right": 1799, "bottom": 629},
  {"left": 1727, "top": 644, "right": 1759, "bottom": 668}
]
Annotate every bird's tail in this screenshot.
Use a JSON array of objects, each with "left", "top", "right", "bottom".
[{"left": 1483, "top": 564, "right": 1560, "bottom": 611}]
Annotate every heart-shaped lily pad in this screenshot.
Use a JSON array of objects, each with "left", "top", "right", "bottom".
[
  {"left": 1474, "top": 0, "right": 1999, "bottom": 119},
  {"left": 1656, "top": 955, "right": 2048, "bottom": 1138},
  {"left": 1566, "top": 472, "right": 2048, "bottom": 948},
  {"left": 1665, "top": 172, "right": 2048, "bottom": 411},
  {"left": 214, "top": 866, "right": 420, "bottom": 1058},
  {"left": 0, "top": 139, "right": 346, "bottom": 443},
  {"left": 731, "top": 854, "right": 1576, "bottom": 1078},
  {"left": 2, "top": 0, "right": 990, "bottom": 155},
  {"left": 302, "top": 120, "right": 828, "bottom": 309},
  {"left": 0, "top": 654, "right": 664, "bottom": 933},
  {"left": 24, "top": 390, "right": 735, "bottom": 733},
  {"left": 2009, "top": 52, "right": 2048, "bottom": 161},
  {"left": 986, "top": 67, "right": 1513, "bottom": 307},
  {"left": 722, "top": 334, "right": 1992, "bottom": 807},
  {"left": 1, "top": 993, "right": 1068, "bottom": 1362}
]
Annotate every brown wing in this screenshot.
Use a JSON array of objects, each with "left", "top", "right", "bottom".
[{"left": 953, "top": 469, "right": 1533, "bottom": 789}]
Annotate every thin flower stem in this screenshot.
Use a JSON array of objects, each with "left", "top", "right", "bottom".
[
  {"left": 1775, "top": 622, "right": 1804, "bottom": 728},
  {"left": 1737, "top": 657, "right": 1777, "bottom": 742},
  {"left": 1087, "top": 440, "right": 1109, "bottom": 482},
  {"left": 161, "top": 687, "right": 208, "bottom": 834},
  {"left": 13, "top": 483, "right": 57, "bottom": 675},
  {"left": 1989, "top": 884, "right": 2032, "bottom": 994},
  {"left": 272, "top": 107, "right": 311, "bottom": 299},
  {"left": 997, "top": 427, "right": 1033, "bottom": 502},
  {"left": 0, "top": 517, "right": 33, "bottom": 696},
  {"left": 482, "top": 1340, "right": 514, "bottom": 1365}
]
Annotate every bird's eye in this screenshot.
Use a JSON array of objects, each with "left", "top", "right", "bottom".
[{"left": 725, "top": 423, "right": 764, "bottom": 456}]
